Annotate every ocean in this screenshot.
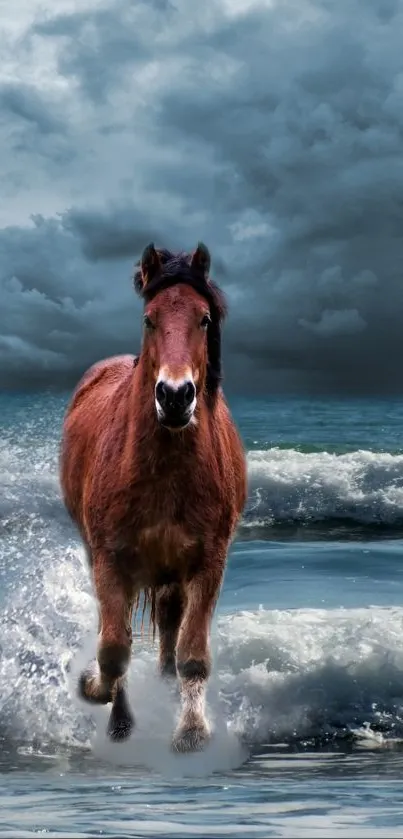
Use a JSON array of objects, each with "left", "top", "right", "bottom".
[{"left": 1, "top": 391, "right": 403, "bottom": 837}]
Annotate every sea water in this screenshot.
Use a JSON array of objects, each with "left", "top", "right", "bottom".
[{"left": 1, "top": 392, "right": 403, "bottom": 837}]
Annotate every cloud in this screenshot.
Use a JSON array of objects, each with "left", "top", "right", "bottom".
[
  {"left": 1, "top": 0, "right": 403, "bottom": 393},
  {"left": 299, "top": 309, "right": 367, "bottom": 338}
]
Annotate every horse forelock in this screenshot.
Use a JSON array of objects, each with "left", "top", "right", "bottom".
[{"left": 133, "top": 250, "right": 227, "bottom": 396}]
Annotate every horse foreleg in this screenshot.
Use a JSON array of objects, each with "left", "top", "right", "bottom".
[
  {"left": 156, "top": 584, "right": 183, "bottom": 678},
  {"left": 78, "top": 553, "right": 134, "bottom": 742},
  {"left": 172, "top": 551, "right": 226, "bottom": 753}
]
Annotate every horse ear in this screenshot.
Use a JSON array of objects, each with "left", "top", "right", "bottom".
[
  {"left": 139, "top": 243, "right": 161, "bottom": 287},
  {"left": 190, "top": 242, "right": 211, "bottom": 280}
]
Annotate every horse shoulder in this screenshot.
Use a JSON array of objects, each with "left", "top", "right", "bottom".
[
  {"left": 61, "top": 355, "right": 137, "bottom": 531},
  {"left": 198, "top": 395, "right": 247, "bottom": 519},
  {"left": 67, "top": 355, "right": 136, "bottom": 414},
  {"left": 212, "top": 394, "right": 244, "bottom": 458}
]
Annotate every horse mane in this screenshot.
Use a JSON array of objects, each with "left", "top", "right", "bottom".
[{"left": 133, "top": 249, "right": 228, "bottom": 397}]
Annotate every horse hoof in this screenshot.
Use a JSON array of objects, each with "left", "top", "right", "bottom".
[
  {"left": 171, "top": 723, "right": 210, "bottom": 754},
  {"left": 78, "top": 669, "right": 112, "bottom": 705},
  {"left": 107, "top": 689, "right": 134, "bottom": 742},
  {"left": 107, "top": 708, "right": 134, "bottom": 742}
]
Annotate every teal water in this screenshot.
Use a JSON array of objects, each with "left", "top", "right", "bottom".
[{"left": 1, "top": 392, "right": 403, "bottom": 837}]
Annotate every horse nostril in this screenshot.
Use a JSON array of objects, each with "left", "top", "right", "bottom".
[
  {"left": 155, "top": 379, "right": 195, "bottom": 414},
  {"left": 183, "top": 381, "right": 196, "bottom": 408},
  {"left": 155, "top": 380, "right": 168, "bottom": 407}
]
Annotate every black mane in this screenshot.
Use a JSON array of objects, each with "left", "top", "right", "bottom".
[{"left": 133, "top": 249, "right": 227, "bottom": 397}]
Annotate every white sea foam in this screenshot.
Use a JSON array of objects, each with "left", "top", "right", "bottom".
[
  {"left": 2, "top": 438, "right": 403, "bottom": 532},
  {"left": 245, "top": 447, "right": 403, "bottom": 528},
  {"left": 2, "top": 434, "right": 403, "bottom": 775},
  {"left": 2, "top": 544, "right": 403, "bottom": 776}
]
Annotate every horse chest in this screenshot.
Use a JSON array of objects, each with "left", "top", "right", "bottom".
[
  {"left": 136, "top": 520, "right": 197, "bottom": 567},
  {"left": 136, "top": 453, "right": 213, "bottom": 519},
  {"left": 133, "top": 473, "right": 201, "bottom": 540},
  {"left": 131, "top": 458, "right": 218, "bottom": 572},
  {"left": 101, "top": 446, "right": 226, "bottom": 579},
  {"left": 129, "top": 495, "right": 199, "bottom": 583}
]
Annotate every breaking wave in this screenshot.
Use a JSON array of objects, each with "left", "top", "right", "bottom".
[
  {"left": 2, "top": 425, "right": 403, "bottom": 773},
  {"left": 2, "top": 436, "right": 403, "bottom": 539},
  {"left": 2, "top": 543, "right": 403, "bottom": 775},
  {"left": 243, "top": 448, "right": 403, "bottom": 536}
]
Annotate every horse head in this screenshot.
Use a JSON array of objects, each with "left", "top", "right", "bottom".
[{"left": 133, "top": 243, "right": 227, "bottom": 431}]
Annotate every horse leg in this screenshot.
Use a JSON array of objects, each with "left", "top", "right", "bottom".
[
  {"left": 172, "top": 551, "right": 226, "bottom": 753},
  {"left": 78, "top": 553, "right": 134, "bottom": 742},
  {"left": 156, "top": 584, "right": 183, "bottom": 678}
]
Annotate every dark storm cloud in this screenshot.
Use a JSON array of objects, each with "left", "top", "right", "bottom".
[
  {"left": 0, "top": 214, "right": 141, "bottom": 389},
  {"left": 33, "top": 1, "right": 155, "bottom": 103},
  {"left": 0, "top": 83, "right": 62, "bottom": 135},
  {"left": 1, "top": 0, "right": 403, "bottom": 393},
  {"left": 65, "top": 207, "right": 160, "bottom": 261}
]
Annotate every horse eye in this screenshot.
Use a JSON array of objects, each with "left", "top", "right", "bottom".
[
  {"left": 143, "top": 314, "right": 155, "bottom": 330},
  {"left": 200, "top": 314, "right": 211, "bottom": 330}
]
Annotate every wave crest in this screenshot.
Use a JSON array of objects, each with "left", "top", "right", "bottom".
[
  {"left": 2, "top": 545, "right": 403, "bottom": 762},
  {"left": 244, "top": 448, "right": 403, "bottom": 534}
]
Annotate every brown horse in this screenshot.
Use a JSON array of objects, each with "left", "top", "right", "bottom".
[{"left": 60, "top": 243, "right": 247, "bottom": 753}]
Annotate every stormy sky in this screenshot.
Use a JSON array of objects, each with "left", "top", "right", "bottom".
[{"left": 1, "top": 0, "right": 403, "bottom": 395}]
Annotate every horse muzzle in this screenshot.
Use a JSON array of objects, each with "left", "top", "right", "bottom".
[{"left": 155, "top": 378, "right": 197, "bottom": 430}]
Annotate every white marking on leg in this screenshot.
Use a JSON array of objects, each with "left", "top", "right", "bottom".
[{"left": 182, "top": 680, "right": 206, "bottom": 722}]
